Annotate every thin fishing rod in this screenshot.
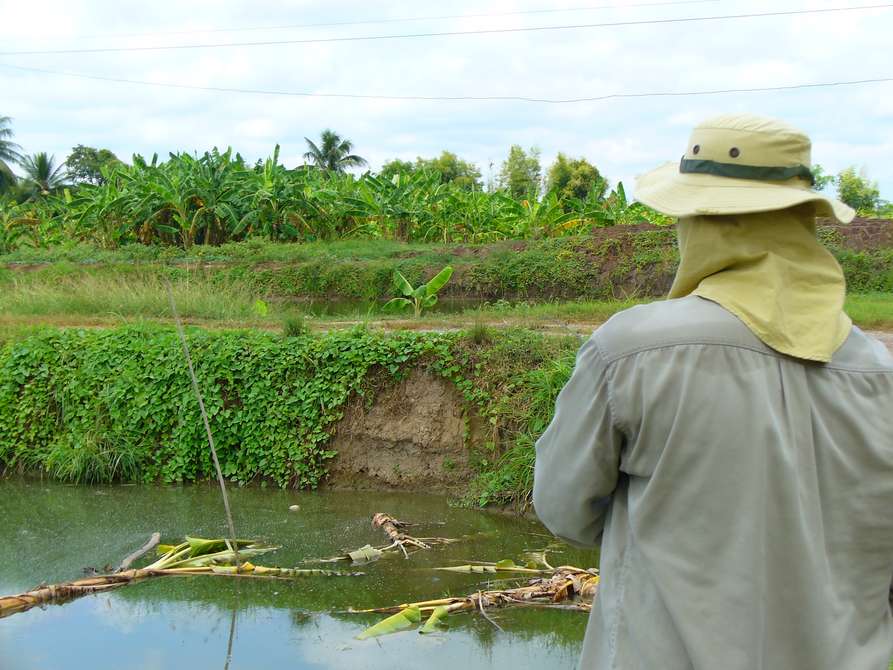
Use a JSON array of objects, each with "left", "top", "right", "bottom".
[{"left": 165, "top": 281, "right": 240, "bottom": 562}]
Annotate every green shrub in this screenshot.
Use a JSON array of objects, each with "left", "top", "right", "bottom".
[
  {"left": 282, "top": 315, "right": 309, "bottom": 337},
  {"left": 0, "top": 326, "right": 455, "bottom": 488}
]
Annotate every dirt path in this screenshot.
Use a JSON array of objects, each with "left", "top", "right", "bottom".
[{"left": 868, "top": 331, "right": 893, "bottom": 353}]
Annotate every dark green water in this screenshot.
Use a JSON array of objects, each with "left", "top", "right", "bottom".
[{"left": 0, "top": 480, "right": 594, "bottom": 669}]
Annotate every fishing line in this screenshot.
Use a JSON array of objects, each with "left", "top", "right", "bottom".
[{"left": 164, "top": 281, "right": 240, "bottom": 563}]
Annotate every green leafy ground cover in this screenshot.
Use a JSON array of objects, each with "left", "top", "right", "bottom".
[{"left": 0, "top": 325, "right": 576, "bottom": 507}]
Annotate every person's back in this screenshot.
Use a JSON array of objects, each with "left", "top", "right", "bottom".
[
  {"left": 565, "top": 296, "right": 893, "bottom": 669},
  {"left": 533, "top": 114, "right": 893, "bottom": 669}
]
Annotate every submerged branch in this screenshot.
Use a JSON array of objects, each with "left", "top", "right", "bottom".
[
  {"left": 371, "top": 512, "right": 456, "bottom": 559},
  {"left": 0, "top": 564, "right": 366, "bottom": 619},
  {"left": 350, "top": 566, "right": 599, "bottom": 619},
  {"left": 0, "top": 536, "right": 363, "bottom": 620},
  {"left": 306, "top": 513, "right": 458, "bottom": 565},
  {"left": 116, "top": 532, "right": 161, "bottom": 573}
]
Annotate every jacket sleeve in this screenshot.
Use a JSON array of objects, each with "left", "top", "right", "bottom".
[{"left": 533, "top": 336, "right": 624, "bottom": 548}]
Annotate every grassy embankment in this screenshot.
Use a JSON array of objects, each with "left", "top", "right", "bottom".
[
  {"left": 2, "top": 226, "right": 892, "bottom": 341},
  {"left": 0, "top": 325, "right": 575, "bottom": 508},
  {"left": 1, "top": 225, "right": 891, "bottom": 508}
]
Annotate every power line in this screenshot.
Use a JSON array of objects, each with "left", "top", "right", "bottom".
[
  {"left": 64, "top": 0, "right": 730, "bottom": 40},
  {"left": 2, "top": 62, "right": 890, "bottom": 104},
  {"left": 1, "top": 3, "right": 890, "bottom": 56}
]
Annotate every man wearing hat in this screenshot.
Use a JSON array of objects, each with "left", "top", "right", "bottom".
[{"left": 533, "top": 114, "right": 893, "bottom": 669}]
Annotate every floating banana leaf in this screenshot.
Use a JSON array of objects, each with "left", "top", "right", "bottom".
[
  {"left": 419, "top": 606, "right": 450, "bottom": 634},
  {"left": 357, "top": 606, "right": 421, "bottom": 640},
  {"left": 184, "top": 537, "right": 259, "bottom": 557},
  {"left": 165, "top": 545, "right": 278, "bottom": 569},
  {"left": 347, "top": 544, "right": 384, "bottom": 564},
  {"left": 212, "top": 565, "right": 365, "bottom": 577},
  {"left": 146, "top": 537, "right": 278, "bottom": 570},
  {"left": 435, "top": 559, "right": 546, "bottom": 574}
]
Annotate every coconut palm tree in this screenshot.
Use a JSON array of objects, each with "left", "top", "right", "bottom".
[
  {"left": 19, "top": 152, "right": 67, "bottom": 195},
  {"left": 303, "top": 130, "right": 367, "bottom": 173},
  {"left": 0, "top": 116, "right": 22, "bottom": 193}
]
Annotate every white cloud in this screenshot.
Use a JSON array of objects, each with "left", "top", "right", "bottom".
[{"left": 1, "top": 0, "right": 891, "bottom": 197}]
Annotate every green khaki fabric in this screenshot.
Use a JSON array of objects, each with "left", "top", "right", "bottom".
[
  {"left": 634, "top": 114, "right": 855, "bottom": 224},
  {"left": 668, "top": 207, "right": 851, "bottom": 362},
  {"left": 533, "top": 296, "right": 893, "bottom": 670}
]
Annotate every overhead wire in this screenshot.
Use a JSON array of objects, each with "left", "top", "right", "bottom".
[
  {"left": 52, "top": 0, "right": 733, "bottom": 40},
  {"left": 1, "top": 62, "right": 890, "bottom": 104},
  {"left": 1, "top": 3, "right": 890, "bottom": 56}
]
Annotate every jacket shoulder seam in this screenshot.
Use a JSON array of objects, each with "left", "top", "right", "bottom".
[
  {"left": 600, "top": 338, "right": 893, "bottom": 373},
  {"left": 600, "top": 338, "right": 782, "bottom": 363}
]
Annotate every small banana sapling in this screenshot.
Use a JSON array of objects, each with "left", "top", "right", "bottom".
[{"left": 383, "top": 265, "right": 454, "bottom": 318}]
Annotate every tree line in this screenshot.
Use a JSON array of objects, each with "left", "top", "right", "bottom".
[{"left": 0, "top": 116, "right": 888, "bottom": 252}]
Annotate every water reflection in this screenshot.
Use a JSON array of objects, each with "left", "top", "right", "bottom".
[
  {"left": 223, "top": 606, "right": 236, "bottom": 670},
  {"left": 0, "top": 479, "right": 593, "bottom": 669}
]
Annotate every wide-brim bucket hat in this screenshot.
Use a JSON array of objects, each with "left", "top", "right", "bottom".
[{"left": 635, "top": 114, "right": 855, "bottom": 223}]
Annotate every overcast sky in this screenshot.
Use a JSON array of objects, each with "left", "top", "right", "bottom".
[{"left": 1, "top": 0, "right": 892, "bottom": 198}]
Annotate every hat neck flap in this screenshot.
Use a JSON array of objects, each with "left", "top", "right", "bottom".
[{"left": 668, "top": 207, "right": 851, "bottom": 362}]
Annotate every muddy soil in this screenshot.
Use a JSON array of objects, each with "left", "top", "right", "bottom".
[
  {"left": 822, "top": 217, "right": 893, "bottom": 251},
  {"left": 326, "top": 369, "right": 480, "bottom": 493}
]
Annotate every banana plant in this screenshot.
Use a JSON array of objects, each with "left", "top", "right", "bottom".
[
  {"left": 504, "top": 190, "right": 579, "bottom": 238},
  {"left": 383, "top": 265, "right": 454, "bottom": 318},
  {"left": 0, "top": 146, "right": 681, "bottom": 252}
]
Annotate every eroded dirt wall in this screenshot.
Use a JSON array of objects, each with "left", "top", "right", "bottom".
[{"left": 326, "top": 370, "right": 479, "bottom": 492}]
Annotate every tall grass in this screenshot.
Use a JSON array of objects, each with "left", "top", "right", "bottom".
[
  {"left": 461, "top": 329, "right": 578, "bottom": 507},
  {"left": 492, "top": 355, "right": 576, "bottom": 504},
  {"left": 0, "top": 274, "right": 292, "bottom": 323}
]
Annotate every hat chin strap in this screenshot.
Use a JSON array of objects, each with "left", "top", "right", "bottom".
[{"left": 679, "top": 157, "right": 815, "bottom": 186}]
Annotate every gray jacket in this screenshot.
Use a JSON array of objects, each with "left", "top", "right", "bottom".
[{"left": 533, "top": 296, "right": 893, "bottom": 670}]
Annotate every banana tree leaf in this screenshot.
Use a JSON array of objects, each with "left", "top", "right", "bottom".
[
  {"left": 169, "top": 545, "right": 278, "bottom": 568},
  {"left": 250, "top": 566, "right": 364, "bottom": 577},
  {"left": 184, "top": 537, "right": 255, "bottom": 558},
  {"left": 419, "top": 606, "right": 450, "bottom": 635},
  {"left": 383, "top": 297, "right": 412, "bottom": 312},
  {"left": 347, "top": 545, "right": 383, "bottom": 564},
  {"left": 435, "top": 560, "right": 545, "bottom": 574},
  {"left": 424, "top": 265, "right": 453, "bottom": 297},
  {"left": 357, "top": 606, "right": 421, "bottom": 640},
  {"left": 394, "top": 271, "right": 415, "bottom": 297}
]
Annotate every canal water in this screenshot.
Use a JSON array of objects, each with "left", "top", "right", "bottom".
[{"left": 0, "top": 480, "right": 595, "bottom": 669}]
